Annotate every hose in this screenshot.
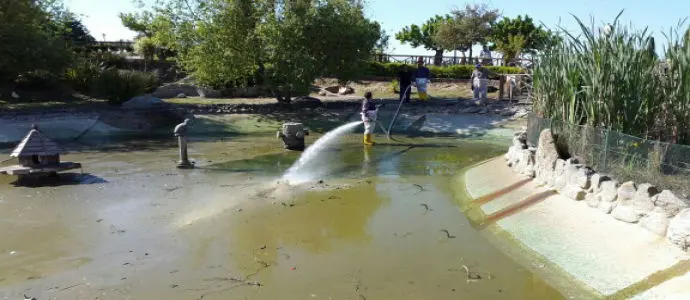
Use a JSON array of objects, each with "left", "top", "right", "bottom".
[{"left": 387, "top": 84, "right": 412, "bottom": 140}]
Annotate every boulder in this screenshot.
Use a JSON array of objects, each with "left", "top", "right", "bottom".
[
  {"left": 534, "top": 129, "right": 559, "bottom": 185},
  {"left": 612, "top": 204, "right": 643, "bottom": 223},
  {"left": 338, "top": 86, "right": 355, "bottom": 95},
  {"left": 197, "top": 88, "right": 222, "bottom": 98},
  {"left": 666, "top": 208, "right": 690, "bottom": 250},
  {"left": 640, "top": 207, "right": 671, "bottom": 236},
  {"left": 631, "top": 183, "right": 660, "bottom": 216},
  {"left": 591, "top": 174, "right": 610, "bottom": 194},
  {"left": 565, "top": 164, "right": 592, "bottom": 189},
  {"left": 552, "top": 159, "right": 567, "bottom": 191},
  {"left": 153, "top": 83, "right": 200, "bottom": 98},
  {"left": 291, "top": 96, "right": 323, "bottom": 109},
  {"left": 653, "top": 190, "right": 689, "bottom": 218},
  {"left": 515, "top": 149, "right": 536, "bottom": 177},
  {"left": 617, "top": 181, "right": 637, "bottom": 202},
  {"left": 121, "top": 95, "right": 170, "bottom": 110},
  {"left": 586, "top": 192, "right": 600, "bottom": 208},
  {"left": 324, "top": 86, "right": 341, "bottom": 94},
  {"left": 598, "top": 180, "right": 619, "bottom": 202},
  {"left": 562, "top": 185, "right": 587, "bottom": 201},
  {"left": 599, "top": 201, "right": 616, "bottom": 214}
]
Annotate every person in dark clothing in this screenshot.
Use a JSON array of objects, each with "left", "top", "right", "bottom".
[
  {"left": 414, "top": 57, "right": 431, "bottom": 100},
  {"left": 398, "top": 65, "right": 413, "bottom": 102}
]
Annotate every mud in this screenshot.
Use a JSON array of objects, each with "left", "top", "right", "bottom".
[{"left": 0, "top": 126, "right": 562, "bottom": 299}]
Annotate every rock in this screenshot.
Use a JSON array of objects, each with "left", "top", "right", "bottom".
[
  {"left": 666, "top": 208, "right": 690, "bottom": 250},
  {"left": 512, "top": 135, "right": 527, "bottom": 149},
  {"left": 617, "top": 181, "right": 637, "bottom": 202},
  {"left": 324, "top": 86, "right": 341, "bottom": 94},
  {"left": 599, "top": 201, "right": 616, "bottom": 214},
  {"left": 176, "top": 93, "right": 187, "bottom": 98},
  {"left": 653, "top": 190, "right": 689, "bottom": 218},
  {"left": 153, "top": 82, "right": 201, "bottom": 98},
  {"left": 534, "top": 129, "right": 559, "bottom": 185},
  {"left": 318, "top": 90, "right": 328, "bottom": 96},
  {"left": 591, "top": 174, "right": 610, "bottom": 194},
  {"left": 461, "top": 107, "right": 481, "bottom": 114},
  {"left": 640, "top": 207, "right": 671, "bottom": 236},
  {"left": 473, "top": 99, "right": 487, "bottom": 106},
  {"left": 586, "top": 192, "right": 600, "bottom": 208},
  {"left": 598, "top": 180, "right": 619, "bottom": 202},
  {"left": 612, "top": 204, "right": 643, "bottom": 223},
  {"left": 501, "top": 109, "right": 516, "bottom": 117},
  {"left": 197, "top": 88, "right": 222, "bottom": 98},
  {"left": 292, "top": 96, "right": 323, "bottom": 108},
  {"left": 478, "top": 108, "right": 489, "bottom": 114},
  {"left": 11, "top": 91, "right": 19, "bottom": 99},
  {"left": 552, "top": 159, "right": 567, "bottom": 190},
  {"left": 338, "top": 86, "right": 354, "bottom": 95},
  {"left": 515, "top": 149, "right": 535, "bottom": 177},
  {"left": 121, "top": 95, "right": 170, "bottom": 110},
  {"left": 514, "top": 108, "right": 529, "bottom": 119},
  {"left": 565, "top": 164, "right": 591, "bottom": 189},
  {"left": 562, "top": 185, "right": 587, "bottom": 201},
  {"left": 631, "top": 183, "right": 660, "bottom": 216}
]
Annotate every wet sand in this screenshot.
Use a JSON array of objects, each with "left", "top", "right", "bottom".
[{"left": 0, "top": 134, "right": 563, "bottom": 299}]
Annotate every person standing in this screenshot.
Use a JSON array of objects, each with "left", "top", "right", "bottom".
[
  {"left": 414, "top": 57, "right": 431, "bottom": 101},
  {"left": 471, "top": 64, "right": 489, "bottom": 100},
  {"left": 361, "top": 91, "right": 380, "bottom": 146},
  {"left": 398, "top": 65, "right": 413, "bottom": 102}
]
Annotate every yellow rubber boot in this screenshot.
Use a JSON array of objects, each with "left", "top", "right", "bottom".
[{"left": 363, "top": 134, "right": 374, "bottom": 146}]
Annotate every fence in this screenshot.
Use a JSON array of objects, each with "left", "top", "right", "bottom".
[
  {"left": 373, "top": 54, "right": 533, "bottom": 67},
  {"left": 526, "top": 113, "right": 690, "bottom": 197}
]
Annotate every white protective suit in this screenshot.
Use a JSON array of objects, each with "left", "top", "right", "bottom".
[{"left": 361, "top": 108, "right": 378, "bottom": 134}]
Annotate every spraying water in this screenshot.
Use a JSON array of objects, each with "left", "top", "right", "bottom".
[{"left": 282, "top": 121, "right": 363, "bottom": 184}]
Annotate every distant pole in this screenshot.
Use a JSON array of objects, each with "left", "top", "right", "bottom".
[{"left": 102, "top": 33, "right": 106, "bottom": 42}]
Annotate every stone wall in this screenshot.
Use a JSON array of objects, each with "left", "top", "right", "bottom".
[{"left": 505, "top": 128, "right": 690, "bottom": 251}]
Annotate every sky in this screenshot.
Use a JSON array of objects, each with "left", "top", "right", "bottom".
[{"left": 65, "top": 0, "right": 690, "bottom": 56}]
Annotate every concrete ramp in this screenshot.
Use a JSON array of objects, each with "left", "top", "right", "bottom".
[{"left": 463, "top": 157, "right": 690, "bottom": 299}]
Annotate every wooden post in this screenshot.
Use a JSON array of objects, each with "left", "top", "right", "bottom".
[
  {"left": 499, "top": 75, "right": 505, "bottom": 100},
  {"left": 177, "top": 135, "right": 193, "bottom": 169}
]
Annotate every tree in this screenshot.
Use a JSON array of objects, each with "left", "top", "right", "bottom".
[
  {"left": 374, "top": 28, "right": 390, "bottom": 54},
  {"left": 395, "top": 15, "right": 451, "bottom": 65},
  {"left": 433, "top": 16, "right": 471, "bottom": 63},
  {"left": 63, "top": 19, "right": 96, "bottom": 47},
  {"left": 450, "top": 4, "right": 500, "bottom": 59},
  {"left": 493, "top": 34, "right": 525, "bottom": 65},
  {"left": 0, "top": 0, "right": 74, "bottom": 83},
  {"left": 489, "top": 15, "right": 557, "bottom": 60},
  {"left": 136, "top": 0, "right": 380, "bottom": 102}
]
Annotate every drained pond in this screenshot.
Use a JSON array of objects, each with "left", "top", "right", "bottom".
[{"left": 0, "top": 122, "right": 565, "bottom": 299}]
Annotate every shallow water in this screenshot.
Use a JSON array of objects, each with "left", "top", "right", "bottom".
[{"left": 0, "top": 134, "right": 564, "bottom": 300}]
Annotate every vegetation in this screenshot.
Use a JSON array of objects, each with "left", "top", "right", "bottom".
[
  {"left": 532, "top": 13, "right": 690, "bottom": 144},
  {"left": 0, "top": 0, "right": 77, "bottom": 83},
  {"left": 123, "top": 0, "right": 381, "bottom": 103},
  {"left": 366, "top": 62, "right": 521, "bottom": 79},
  {"left": 489, "top": 15, "right": 560, "bottom": 60},
  {"left": 396, "top": 15, "right": 452, "bottom": 65}
]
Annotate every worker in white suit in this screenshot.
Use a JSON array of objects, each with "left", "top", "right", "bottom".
[{"left": 361, "top": 91, "right": 380, "bottom": 146}]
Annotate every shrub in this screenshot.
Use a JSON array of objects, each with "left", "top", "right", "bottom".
[
  {"left": 14, "top": 70, "right": 61, "bottom": 91},
  {"left": 93, "top": 69, "right": 158, "bottom": 105},
  {"left": 365, "top": 61, "right": 521, "bottom": 79},
  {"left": 65, "top": 60, "right": 103, "bottom": 93}
]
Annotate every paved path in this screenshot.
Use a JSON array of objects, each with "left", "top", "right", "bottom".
[{"left": 463, "top": 157, "right": 690, "bottom": 299}]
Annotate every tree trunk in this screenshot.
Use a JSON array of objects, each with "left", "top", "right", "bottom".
[
  {"left": 433, "top": 49, "right": 443, "bottom": 66},
  {"left": 469, "top": 48, "right": 473, "bottom": 64}
]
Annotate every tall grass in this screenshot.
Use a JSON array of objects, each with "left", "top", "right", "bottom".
[{"left": 532, "top": 13, "right": 690, "bottom": 144}]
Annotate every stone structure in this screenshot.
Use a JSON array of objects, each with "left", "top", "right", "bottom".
[
  {"left": 174, "top": 119, "right": 194, "bottom": 169},
  {"left": 505, "top": 128, "right": 690, "bottom": 251},
  {"left": 277, "top": 123, "right": 309, "bottom": 151}
]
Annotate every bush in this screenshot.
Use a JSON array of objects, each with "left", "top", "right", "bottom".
[
  {"left": 14, "top": 70, "right": 62, "bottom": 91},
  {"left": 65, "top": 60, "right": 104, "bottom": 93},
  {"left": 93, "top": 69, "right": 158, "bottom": 104},
  {"left": 365, "top": 61, "right": 521, "bottom": 79}
]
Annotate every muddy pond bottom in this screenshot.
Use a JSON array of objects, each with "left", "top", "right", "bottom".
[{"left": 0, "top": 135, "right": 562, "bottom": 299}]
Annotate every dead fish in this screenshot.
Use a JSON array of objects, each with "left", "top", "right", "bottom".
[
  {"left": 420, "top": 203, "right": 431, "bottom": 211},
  {"left": 440, "top": 229, "right": 456, "bottom": 239}
]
